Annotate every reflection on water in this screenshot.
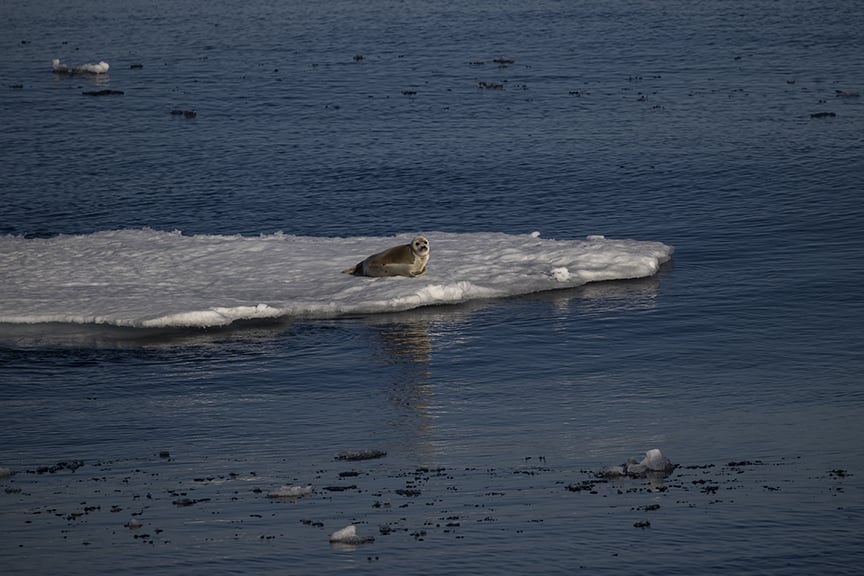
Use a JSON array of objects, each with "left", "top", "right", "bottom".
[
  {"left": 339, "top": 275, "right": 668, "bottom": 463},
  {"left": 527, "top": 269, "right": 664, "bottom": 318},
  {"left": 0, "top": 317, "right": 294, "bottom": 349},
  {"left": 370, "top": 320, "right": 433, "bottom": 365},
  {"left": 361, "top": 316, "right": 438, "bottom": 461}
]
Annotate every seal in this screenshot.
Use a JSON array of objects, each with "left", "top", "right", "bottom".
[{"left": 343, "top": 236, "right": 430, "bottom": 277}]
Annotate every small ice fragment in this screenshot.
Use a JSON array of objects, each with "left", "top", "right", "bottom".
[
  {"left": 76, "top": 61, "right": 110, "bottom": 74},
  {"left": 52, "top": 59, "right": 70, "bottom": 73},
  {"left": 0, "top": 467, "right": 13, "bottom": 478},
  {"left": 52, "top": 58, "right": 110, "bottom": 74},
  {"left": 126, "top": 518, "right": 142, "bottom": 529},
  {"left": 330, "top": 525, "right": 356, "bottom": 541},
  {"left": 335, "top": 449, "right": 386, "bottom": 461},
  {"left": 329, "top": 524, "right": 375, "bottom": 545},
  {"left": 586, "top": 235, "right": 605, "bottom": 241},
  {"left": 625, "top": 458, "right": 647, "bottom": 476},
  {"left": 268, "top": 484, "right": 313, "bottom": 498},
  {"left": 622, "top": 448, "right": 674, "bottom": 476},
  {"left": 530, "top": 231, "right": 541, "bottom": 238},
  {"left": 642, "top": 448, "right": 673, "bottom": 472},
  {"left": 599, "top": 465, "right": 626, "bottom": 478},
  {"left": 551, "top": 267, "right": 571, "bottom": 281}
]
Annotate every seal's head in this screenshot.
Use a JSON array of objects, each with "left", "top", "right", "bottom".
[{"left": 411, "top": 236, "right": 430, "bottom": 257}]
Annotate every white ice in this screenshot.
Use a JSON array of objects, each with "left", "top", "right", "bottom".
[
  {"left": 52, "top": 58, "right": 110, "bottom": 74},
  {"left": 642, "top": 448, "right": 673, "bottom": 472},
  {"left": 267, "top": 484, "right": 313, "bottom": 498},
  {"left": 329, "top": 525, "right": 358, "bottom": 542},
  {"left": 0, "top": 229, "right": 673, "bottom": 329},
  {"left": 329, "top": 524, "right": 374, "bottom": 545},
  {"left": 624, "top": 448, "right": 674, "bottom": 476},
  {"left": 599, "top": 448, "right": 675, "bottom": 478}
]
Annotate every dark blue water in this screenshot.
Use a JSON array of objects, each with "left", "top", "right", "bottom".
[{"left": 1, "top": 0, "right": 863, "bottom": 574}]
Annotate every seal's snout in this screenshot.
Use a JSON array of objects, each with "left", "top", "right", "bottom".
[{"left": 412, "top": 236, "right": 430, "bottom": 255}]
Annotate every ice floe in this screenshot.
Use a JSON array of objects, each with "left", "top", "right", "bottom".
[
  {"left": 52, "top": 58, "right": 110, "bottom": 74},
  {"left": 0, "top": 229, "right": 673, "bottom": 329}
]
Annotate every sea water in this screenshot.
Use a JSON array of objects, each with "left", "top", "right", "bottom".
[{"left": 1, "top": 0, "right": 863, "bottom": 574}]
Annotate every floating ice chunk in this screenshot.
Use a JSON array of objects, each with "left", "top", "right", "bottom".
[
  {"left": 586, "top": 235, "right": 606, "bottom": 241},
  {"left": 52, "top": 59, "right": 70, "bottom": 73},
  {"left": 329, "top": 524, "right": 375, "bottom": 545},
  {"left": 0, "top": 230, "right": 673, "bottom": 330},
  {"left": 530, "top": 231, "right": 541, "bottom": 238},
  {"left": 268, "top": 484, "right": 313, "bottom": 498},
  {"left": 0, "top": 467, "right": 13, "bottom": 478},
  {"left": 599, "top": 464, "right": 626, "bottom": 478},
  {"left": 550, "top": 267, "right": 571, "bottom": 282},
  {"left": 126, "top": 518, "right": 143, "bottom": 529},
  {"left": 77, "top": 61, "right": 110, "bottom": 73},
  {"left": 642, "top": 448, "right": 673, "bottom": 472},
  {"left": 335, "top": 449, "right": 387, "bottom": 461},
  {"left": 626, "top": 448, "right": 674, "bottom": 476},
  {"left": 601, "top": 448, "right": 675, "bottom": 479},
  {"left": 329, "top": 525, "right": 356, "bottom": 541},
  {"left": 52, "top": 58, "right": 109, "bottom": 74},
  {"left": 625, "top": 457, "right": 647, "bottom": 476}
]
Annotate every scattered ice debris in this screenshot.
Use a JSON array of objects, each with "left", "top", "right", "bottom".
[
  {"left": 172, "top": 497, "right": 210, "bottom": 507},
  {"left": 395, "top": 488, "right": 422, "bottom": 497},
  {"left": 599, "top": 448, "right": 675, "bottom": 479},
  {"left": 599, "top": 464, "right": 626, "bottom": 478},
  {"left": 329, "top": 524, "right": 375, "bottom": 545},
  {"left": 35, "top": 461, "right": 84, "bottom": 474},
  {"left": 82, "top": 89, "right": 124, "bottom": 96},
  {"left": 0, "top": 467, "right": 13, "bottom": 478},
  {"left": 550, "top": 267, "right": 571, "bottom": 282},
  {"left": 268, "top": 484, "right": 313, "bottom": 499},
  {"left": 52, "top": 58, "right": 109, "bottom": 74},
  {"left": 323, "top": 484, "right": 357, "bottom": 492},
  {"left": 335, "top": 449, "right": 387, "bottom": 462},
  {"left": 641, "top": 449, "right": 674, "bottom": 472}
]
